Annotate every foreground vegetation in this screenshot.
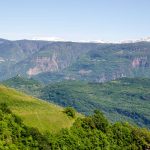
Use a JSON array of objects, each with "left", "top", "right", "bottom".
[
  {"left": 0, "top": 103, "right": 150, "bottom": 150},
  {"left": 1, "top": 77, "right": 150, "bottom": 149},
  {"left": 0, "top": 103, "right": 51, "bottom": 149}
]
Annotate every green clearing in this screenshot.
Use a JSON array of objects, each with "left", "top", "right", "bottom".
[{"left": 0, "top": 85, "right": 79, "bottom": 133}]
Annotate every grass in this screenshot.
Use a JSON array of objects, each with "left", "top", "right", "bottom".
[{"left": 0, "top": 85, "right": 80, "bottom": 133}]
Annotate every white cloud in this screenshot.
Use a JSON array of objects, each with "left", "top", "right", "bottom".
[
  {"left": 31, "top": 36, "right": 66, "bottom": 41},
  {"left": 119, "top": 37, "right": 150, "bottom": 44},
  {"left": 79, "top": 39, "right": 110, "bottom": 43},
  {"left": 31, "top": 37, "right": 150, "bottom": 43},
  {"left": 30, "top": 37, "right": 110, "bottom": 43}
]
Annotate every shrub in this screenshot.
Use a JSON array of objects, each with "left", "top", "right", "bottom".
[
  {"left": 63, "top": 107, "right": 76, "bottom": 118},
  {"left": 91, "top": 110, "right": 109, "bottom": 133},
  {"left": 0, "top": 103, "right": 11, "bottom": 113}
]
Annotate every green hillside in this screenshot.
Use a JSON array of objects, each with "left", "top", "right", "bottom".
[
  {"left": 39, "top": 78, "right": 150, "bottom": 129},
  {"left": 2, "top": 77, "right": 150, "bottom": 129},
  {"left": 1, "top": 104, "right": 150, "bottom": 149},
  {"left": 1, "top": 77, "right": 150, "bottom": 149},
  {"left": 0, "top": 85, "right": 78, "bottom": 133}
]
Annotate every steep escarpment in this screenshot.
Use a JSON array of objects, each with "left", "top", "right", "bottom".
[
  {"left": 62, "top": 42, "right": 150, "bottom": 83},
  {"left": 4, "top": 41, "right": 97, "bottom": 80},
  {"left": 27, "top": 54, "right": 59, "bottom": 76},
  {"left": 0, "top": 40, "right": 50, "bottom": 80}
]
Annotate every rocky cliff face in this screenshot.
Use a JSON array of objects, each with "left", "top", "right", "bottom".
[
  {"left": 132, "top": 57, "right": 149, "bottom": 68},
  {"left": 15, "top": 42, "right": 95, "bottom": 78},
  {"left": 27, "top": 54, "right": 59, "bottom": 76}
]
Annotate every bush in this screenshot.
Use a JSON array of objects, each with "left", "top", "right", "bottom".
[
  {"left": 91, "top": 110, "right": 109, "bottom": 132},
  {"left": 0, "top": 103, "right": 11, "bottom": 113},
  {"left": 63, "top": 107, "right": 76, "bottom": 118}
]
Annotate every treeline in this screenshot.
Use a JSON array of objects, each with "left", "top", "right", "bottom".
[
  {"left": 0, "top": 104, "right": 150, "bottom": 150},
  {"left": 48, "top": 110, "right": 150, "bottom": 150}
]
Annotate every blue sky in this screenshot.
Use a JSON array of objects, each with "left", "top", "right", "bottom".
[{"left": 0, "top": 0, "right": 150, "bottom": 42}]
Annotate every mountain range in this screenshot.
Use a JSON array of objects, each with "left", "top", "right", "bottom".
[
  {"left": 1, "top": 38, "right": 150, "bottom": 128},
  {"left": 0, "top": 38, "right": 150, "bottom": 83}
]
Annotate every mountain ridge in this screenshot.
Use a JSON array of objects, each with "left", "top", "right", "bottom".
[{"left": 0, "top": 38, "right": 150, "bottom": 83}]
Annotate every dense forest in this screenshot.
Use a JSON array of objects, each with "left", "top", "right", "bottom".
[
  {"left": 0, "top": 103, "right": 150, "bottom": 150},
  {"left": 40, "top": 78, "right": 150, "bottom": 129}
]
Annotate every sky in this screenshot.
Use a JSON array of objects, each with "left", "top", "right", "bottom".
[{"left": 0, "top": 0, "right": 150, "bottom": 42}]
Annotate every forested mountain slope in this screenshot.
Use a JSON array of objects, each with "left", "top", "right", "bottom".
[{"left": 39, "top": 78, "right": 150, "bottom": 129}]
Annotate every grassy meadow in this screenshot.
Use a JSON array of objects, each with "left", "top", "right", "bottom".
[{"left": 0, "top": 85, "right": 79, "bottom": 133}]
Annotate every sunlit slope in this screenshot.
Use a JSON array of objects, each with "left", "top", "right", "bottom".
[{"left": 0, "top": 85, "right": 77, "bottom": 133}]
